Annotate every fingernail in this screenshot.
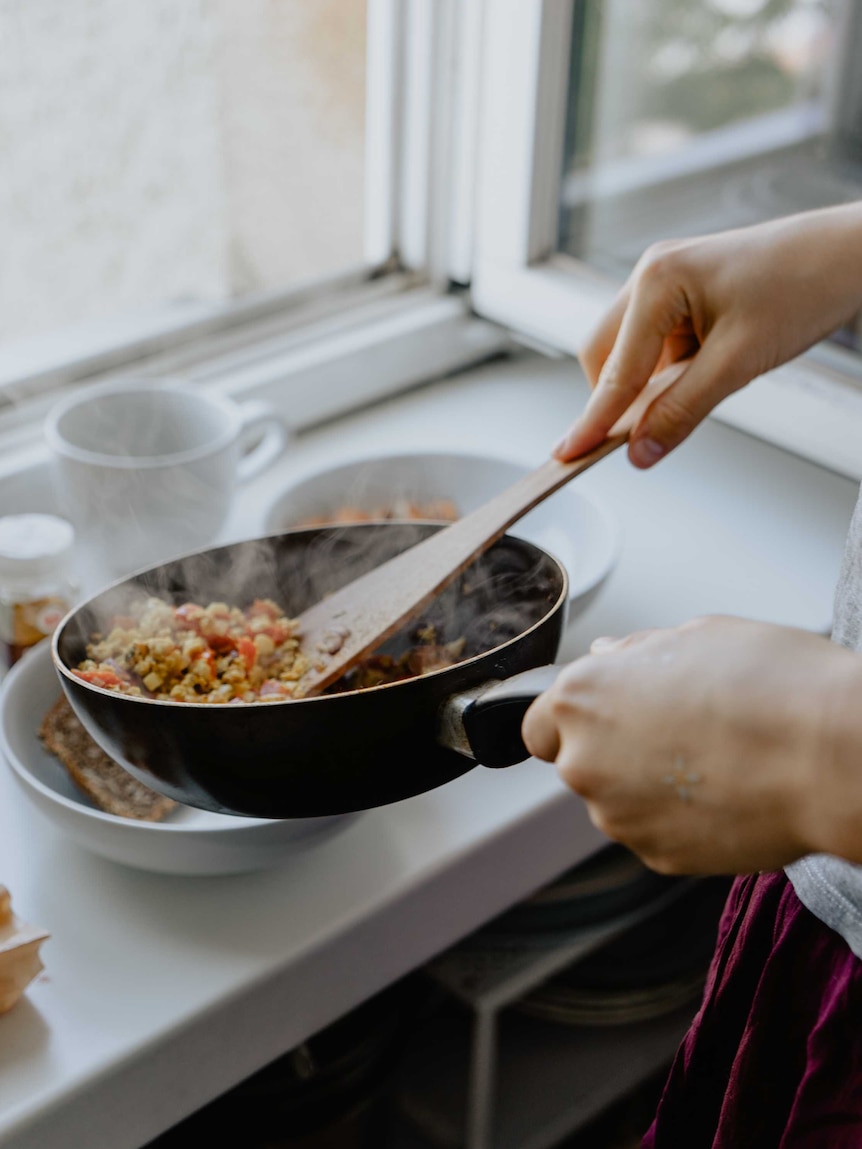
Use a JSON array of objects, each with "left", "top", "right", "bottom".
[
  {"left": 552, "top": 435, "right": 571, "bottom": 459},
  {"left": 590, "top": 636, "right": 619, "bottom": 653},
  {"left": 630, "top": 437, "right": 666, "bottom": 468}
]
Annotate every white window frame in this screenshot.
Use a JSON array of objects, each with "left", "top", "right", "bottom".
[
  {"left": 469, "top": 0, "right": 862, "bottom": 482},
  {"left": 0, "top": 0, "right": 510, "bottom": 465}
]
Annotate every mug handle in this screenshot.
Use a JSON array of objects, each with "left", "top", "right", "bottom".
[{"left": 236, "top": 400, "right": 288, "bottom": 482}]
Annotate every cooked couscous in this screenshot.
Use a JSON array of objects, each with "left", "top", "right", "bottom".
[{"left": 73, "top": 597, "right": 309, "bottom": 703}]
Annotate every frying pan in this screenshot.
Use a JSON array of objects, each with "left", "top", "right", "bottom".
[{"left": 53, "top": 523, "right": 566, "bottom": 818}]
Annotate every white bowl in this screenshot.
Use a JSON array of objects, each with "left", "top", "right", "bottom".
[
  {"left": 263, "top": 451, "right": 620, "bottom": 620},
  {"left": 0, "top": 644, "right": 360, "bottom": 876}
]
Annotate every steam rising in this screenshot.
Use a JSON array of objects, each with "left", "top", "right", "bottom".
[{"left": 57, "top": 522, "right": 563, "bottom": 678}]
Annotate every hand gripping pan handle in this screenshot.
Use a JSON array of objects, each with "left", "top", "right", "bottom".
[{"left": 439, "top": 665, "right": 564, "bottom": 769}]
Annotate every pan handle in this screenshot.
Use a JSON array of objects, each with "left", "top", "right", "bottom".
[{"left": 439, "top": 665, "right": 563, "bottom": 769}]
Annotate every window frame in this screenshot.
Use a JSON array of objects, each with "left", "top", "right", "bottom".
[{"left": 469, "top": 0, "right": 862, "bottom": 482}]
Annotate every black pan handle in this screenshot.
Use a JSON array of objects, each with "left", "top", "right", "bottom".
[{"left": 439, "top": 665, "right": 563, "bottom": 769}]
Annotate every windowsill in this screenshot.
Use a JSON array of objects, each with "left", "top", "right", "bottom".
[{"left": 0, "top": 287, "right": 509, "bottom": 496}]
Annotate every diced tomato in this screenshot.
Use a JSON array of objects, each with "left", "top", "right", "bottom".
[
  {"left": 236, "top": 636, "right": 257, "bottom": 671},
  {"left": 74, "top": 668, "right": 124, "bottom": 689},
  {"left": 206, "top": 633, "right": 236, "bottom": 654},
  {"left": 260, "top": 623, "right": 290, "bottom": 645}
]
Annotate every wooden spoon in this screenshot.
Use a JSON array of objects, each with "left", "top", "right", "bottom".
[{"left": 295, "top": 366, "right": 684, "bottom": 696}]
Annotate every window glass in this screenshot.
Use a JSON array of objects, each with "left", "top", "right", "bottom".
[
  {"left": 559, "top": 0, "right": 862, "bottom": 320},
  {"left": 0, "top": 0, "right": 367, "bottom": 347}
]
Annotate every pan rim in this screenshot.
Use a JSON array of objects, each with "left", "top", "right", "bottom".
[{"left": 52, "top": 522, "right": 569, "bottom": 709}]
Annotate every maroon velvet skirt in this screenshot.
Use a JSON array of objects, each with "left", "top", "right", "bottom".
[{"left": 643, "top": 869, "right": 862, "bottom": 1148}]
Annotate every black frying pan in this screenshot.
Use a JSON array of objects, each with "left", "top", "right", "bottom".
[{"left": 53, "top": 523, "right": 565, "bottom": 818}]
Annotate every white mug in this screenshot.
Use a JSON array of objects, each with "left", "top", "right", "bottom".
[{"left": 45, "top": 380, "right": 287, "bottom": 581}]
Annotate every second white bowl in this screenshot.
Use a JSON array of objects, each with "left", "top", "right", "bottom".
[{"left": 262, "top": 451, "right": 620, "bottom": 620}]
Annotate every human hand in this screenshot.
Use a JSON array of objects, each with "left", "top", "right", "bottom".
[
  {"left": 554, "top": 203, "right": 862, "bottom": 469},
  {"left": 522, "top": 616, "right": 862, "bottom": 875}
]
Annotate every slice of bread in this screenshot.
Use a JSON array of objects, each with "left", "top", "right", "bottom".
[{"left": 39, "top": 695, "right": 177, "bottom": 822}]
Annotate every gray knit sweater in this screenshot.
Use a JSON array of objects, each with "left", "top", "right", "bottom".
[{"left": 786, "top": 484, "right": 862, "bottom": 958}]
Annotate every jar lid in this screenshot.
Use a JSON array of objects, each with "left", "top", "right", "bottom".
[{"left": 0, "top": 514, "right": 75, "bottom": 580}]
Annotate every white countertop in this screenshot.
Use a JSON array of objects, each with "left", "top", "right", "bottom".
[{"left": 0, "top": 352, "right": 857, "bottom": 1149}]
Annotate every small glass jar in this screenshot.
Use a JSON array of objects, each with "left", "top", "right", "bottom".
[{"left": 0, "top": 514, "right": 78, "bottom": 671}]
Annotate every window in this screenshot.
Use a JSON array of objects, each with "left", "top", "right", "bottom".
[
  {"left": 471, "top": 0, "right": 862, "bottom": 480},
  {"left": 1, "top": 1, "right": 368, "bottom": 348},
  {"left": 0, "top": 1, "right": 509, "bottom": 443},
  {"left": 559, "top": 0, "right": 862, "bottom": 348},
  {"left": 10, "top": 0, "right": 862, "bottom": 479},
  {"left": 561, "top": 0, "right": 841, "bottom": 267}
]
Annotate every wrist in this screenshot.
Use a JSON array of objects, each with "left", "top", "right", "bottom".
[
  {"left": 779, "top": 204, "right": 862, "bottom": 332},
  {"left": 799, "top": 645, "right": 862, "bottom": 863}
]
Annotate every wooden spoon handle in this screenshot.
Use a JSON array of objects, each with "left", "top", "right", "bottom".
[
  {"left": 294, "top": 428, "right": 630, "bottom": 696},
  {"left": 440, "top": 427, "right": 630, "bottom": 549},
  {"left": 295, "top": 363, "right": 688, "bottom": 696}
]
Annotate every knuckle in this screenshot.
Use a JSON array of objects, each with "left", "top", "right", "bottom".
[
  {"left": 555, "top": 660, "right": 590, "bottom": 696},
  {"left": 632, "top": 242, "right": 698, "bottom": 331},
  {"left": 639, "top": 238, "right": 679, "bottom": 266},
  {"left": 635, "top": 241, "right": 683, "bottom": 289}
]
